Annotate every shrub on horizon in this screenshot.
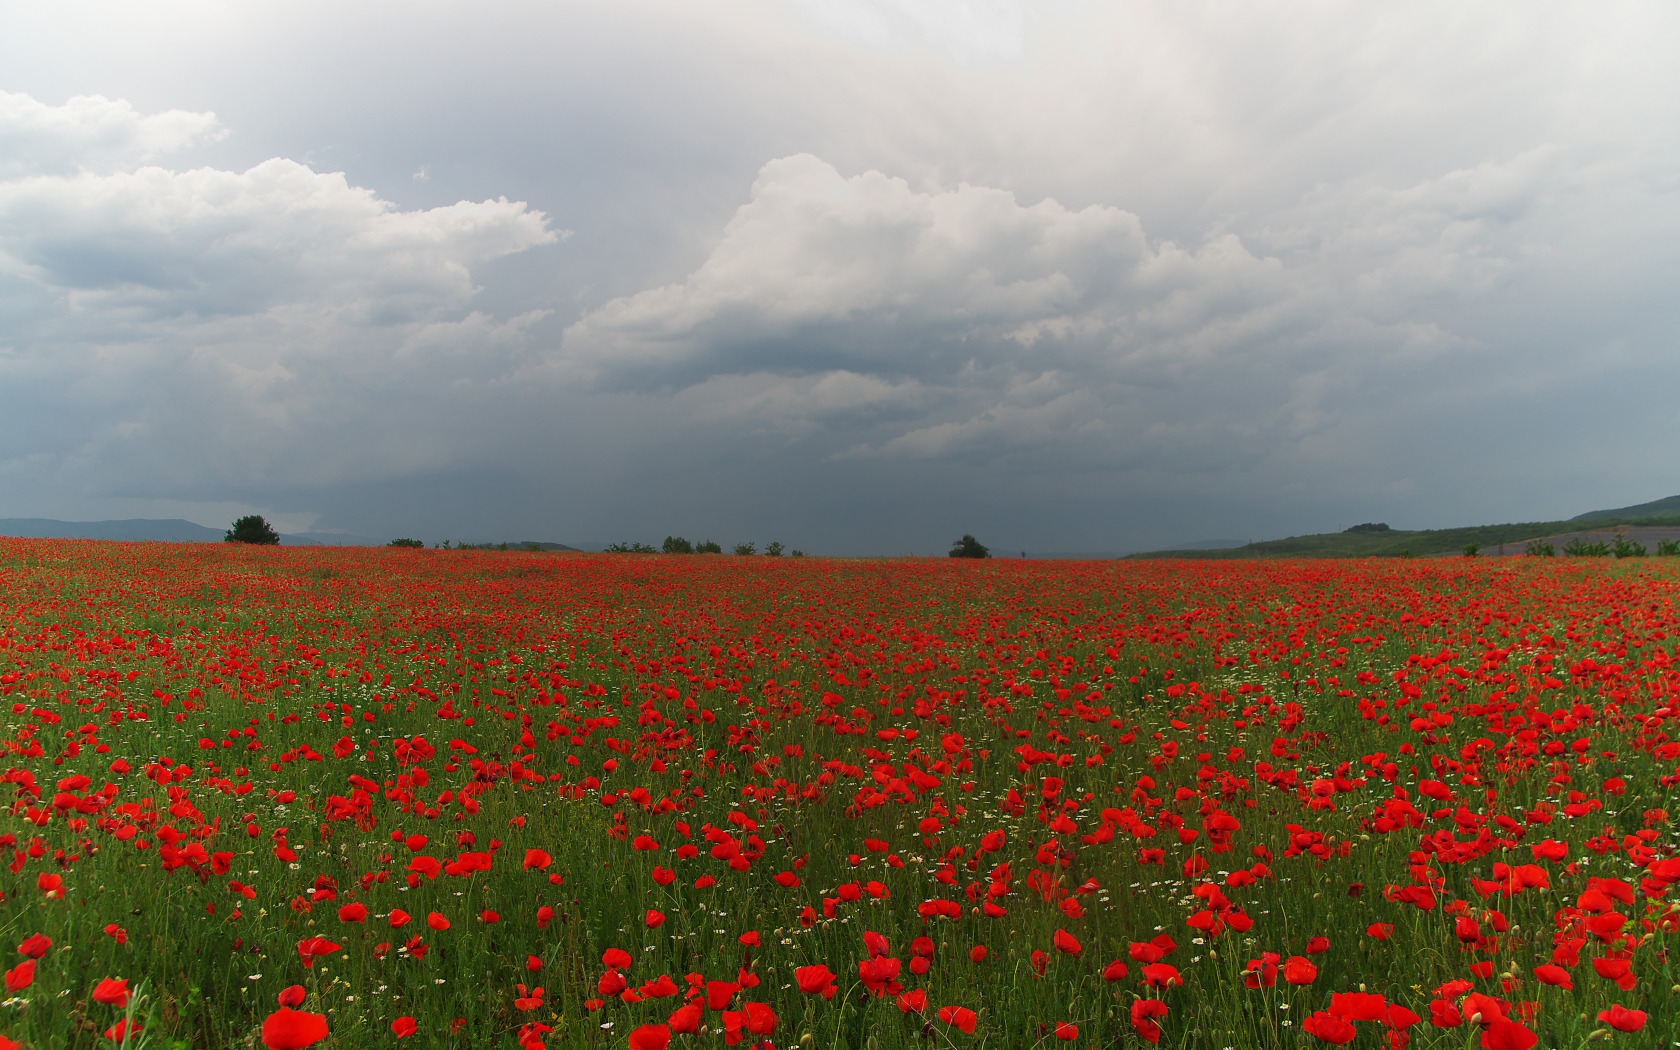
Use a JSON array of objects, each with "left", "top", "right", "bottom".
[{"left": 225, "top": 515, "right": 280, "bottom": 545}]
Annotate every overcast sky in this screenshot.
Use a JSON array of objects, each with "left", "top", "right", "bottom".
[{"left": 1, "top": 1, "right": 1676, "bottom": 553}]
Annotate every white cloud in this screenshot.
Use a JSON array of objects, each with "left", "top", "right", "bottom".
[
  {"left": 0, "top": 91, "right": 223, "bottom": 178},
  {"left": 0, "top": 92, "right": 560, "bottom": 502}
]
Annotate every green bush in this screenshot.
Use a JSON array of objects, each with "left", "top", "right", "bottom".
[
  {"left": 1524, "top": 539, "right": 1555, "bottom": 557},
  {"left": 606, "top": 541, "right": 657, "bottom": 554},
  {"left": 732, "top": 541, "right": 756, "bottom": 556},
  {"left": 1658, "top": 538, "right": 1680, "bottom": 557},
  {"left": 224, "top": 515, "right": 279, "bottom": 545},
  {"left": 662, "top": 536, "right": 694, "bottom": 555},
  {"left": 696, "top": 540, "right": 723, "bottom": 554},
  {"left": 388, "top": 538, "right": 424, "bottom": 548},
  {"left": 1612, "top": 534, "right": 1647, "bottom": 559},
  {"left": 764, "top": 541, "right": 785, "bottom": 557},
  {"left": 950, "top": 534, "right": 991, "bottom": 559},
  {"left": 1563, "top": 538, "right": 1610, "bottom": 557}
]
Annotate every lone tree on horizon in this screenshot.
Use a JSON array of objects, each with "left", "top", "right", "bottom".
[
  {"left": 225, "top": 515, "right": 280, "bottom": 545},
  {"left": 949, "top": 534, "right": 990, "bottom": 559}
]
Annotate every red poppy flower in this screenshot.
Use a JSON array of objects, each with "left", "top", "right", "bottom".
[
  {"left": 1367, "top": 922, "right": 1394, "bottom": 940},
  {"left": 1052, "top": 929, "right": 1081, "bottom": 955},
  {"left": 627, "top": 1025, "right": 670, "bottom": 1050},
  {"left": 16, "top": 935, "right": 50, "bottom": 959},
  {"left": 796, "top": 965, "right": 837, "bottom": 999},
  {"left": 1102, "top": 959, "right": 1128, "bottom": 982},
  {"left": 1478, "top": 1017, "right": 1537, "bottom": 1050},
  {"left": 897, "top": 988, "right": 928, "bottom": 1013},
  {"left": 388, "top": 909, "right": 411, "bottom": 928},
  {"left": 969, "top": 945, "right": 987, "bottom": 962},
  {"left": 1328, "top": 992, "right": 1386, "bottom": 1021},
  {"left": 523, "top": 849, "right": 551, "bottom": 870},
  {"left": 1130, "top": 999, "right": 1168, "bottom": 1044},
  {"left": 391, "top": 1017, "right": 418, "bottom": 1038},
  {"left": 294, "top": 937, "right": 340, "bottom": 967},
  {"left": 277, "top": 985, "right": 306, "bottom": 1008},
  {"left": 937, "top": 1005, "right": 978, "bottom": 1035},
  {"left": 428, "top": 912, "right": 450, "bottom": 931},
  {"left": 104, "top": 1020, "right": 143, "bottom": 1042},
  {"left": 337, "top": 903, "right": 367, "bottom": 924},
  {"left": 707, "top": 980, "right": 739, "bottom": 1010},
  {"left": 1141, "top": 963, "right": 1182, "bottom": 988},
  {"left": 3, "top": 961, "right": 34, "bottom": 993},
  {"left": 91, "top": 978, "right": 131, "bottom": 1008},
  {"left": 1531, "top": 964, "right": 1571, "bottom": 989},
  {"left": 261, "top": 1008, "right": 329, "bottom": 1050},
  {"left": 1589, "top": 956, "right": 1636, "bottom": 990},
  {"left": 1595, "top": 1004, "right": 1647, "bottom": 1033},
  {"left": 1283, "top": 956, "right": 1318, "bottom": 985},
  {"left": 668, "top": 1001, "right": 701, "bottom": 1034},
  {"left": 480, "top": 910, "right": 500, "bottom": 924},
  {"left": 1301, "top": 1011, "right": 1356, "bottom": 1044},
  {"left": 645, "top": 909, "right": 665, "bottom": 928}
]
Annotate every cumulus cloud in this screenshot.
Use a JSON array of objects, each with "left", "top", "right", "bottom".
[
  {"left": 0, "top": 91, "right": 223, "bottom": 178},
  {"left": 559, "top": 152, "right": 1526, "bottom": 472},
  {"left": 0, "top": 91, "right": 559, "bottom": 502}
]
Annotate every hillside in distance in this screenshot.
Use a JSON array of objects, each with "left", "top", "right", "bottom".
[{"left": 1131, "top": 497, "right": 1680, "bottom": 559}]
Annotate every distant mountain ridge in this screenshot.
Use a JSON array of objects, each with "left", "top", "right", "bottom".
[
  {"left": 1573, "top": 495, "right": 1680, "bottom": 521},
  {"left": 0, "top": 518, "right": 577, "bottom": 550},
  {"left": 1133, "top": 495, "right": 1680, "bottom": 560}
]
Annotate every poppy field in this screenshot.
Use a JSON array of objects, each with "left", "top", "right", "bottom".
[{"left": 1, "top": 542, "right": 1677, "bottom": 1050}]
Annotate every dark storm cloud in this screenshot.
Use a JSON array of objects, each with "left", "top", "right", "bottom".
[{"left": 0, "top": 2, "right": 1676, "bottom": 551}]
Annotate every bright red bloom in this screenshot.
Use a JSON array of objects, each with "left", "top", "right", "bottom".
[
  {"left": 277, "top": 985, "right": 306, "bottom": 1008},
  {"left": 668, "top": 1001, "right": 701, "bottom": 1034},
  {"left": 1478, "top": 1017, "right": 1537, "bottom": 1050},
  {"left": 1531, "top": 964, "right": 1571, "bottom": 989},
  {"left": 1301, "top": 1011, "right": 1356, "bottom": 1044},
  {"left": 796, "top": 965, "right": 838, "bottom": 999},
  {"left": 627, "top": 1025, "right": 670, "bottom": 1050},
  {"left": 4, "top": 961, "right": 34, "bottom": 993},
  {"left": 294, "top": 937, "right": 340, "bottom": 967},
  {"left": 16, "top": 935, "right": 50, "bottom": 959},
  {"left": 1595, "top": 1004, "right": 1647, "bottom": 1033},
  {"left": 1328, "top": 992, "right": 1387, "bottom": 1022},
  {"left": 1282, "top": 956, "right": 1318, "bottom": 985},
  {"left": 337, "top": 903, "right": 368, "bottom": 924},
  {"left": 706, "top": 980, "right": 740, "bottom": 1010},
  {"left": 428, "top": 912, "right": 450, "bottom": 931},
  {"left": 1131, "top": 999, "right": 1168, "bottom": 1044},
  {"left": 260, "top": 1008, "right": 329, "bottom": 1050},
  {"left": 391, "top": 1017, "right": 418, "bottom": 1038},
  {"left": 523, "top": 849, "right": 551, "bottom": 870},
  {"left": 1052, "top": 929, "right": 1081, "bottom": 955},
  {"left": 937, "top": 1005, "right": 978, "bottom": 1035},
  {"left": 91, "top": 978, "right": 131, "bottom": 1007}
]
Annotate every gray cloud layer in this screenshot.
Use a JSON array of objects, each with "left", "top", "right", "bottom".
[{"left": 1, "top": 2, "right": 1677, "bottom": 551}]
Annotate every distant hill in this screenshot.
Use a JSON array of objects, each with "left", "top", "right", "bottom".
[
  {"left": 0, "top": 518, "right": 588, "bottom": 551},
  {"left": 0, "top": 518, "right": 225, "bottom": 542},
  {"left": 1130, "top": 506, "right": 1680, "bottom": 560},
  {"left": 1573, "top": 495, "right": 1680, "bottom": 521}
]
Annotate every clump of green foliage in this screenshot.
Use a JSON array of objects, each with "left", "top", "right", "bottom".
[
  {"left": 696, "top": 540, "right": 723, "bottom": 554},
  {"left": 606, "top": 541, "right": 657, "bottom": 554},
  {"left": 388, "top": 538, "right": 424, "bottom": 548},
  {"left": 1612, "top": 534, "right": 1647, "bottom": 559},
  {"left": 224, "top": 515, "right": 279, "bottom": 545},
  {"left": 950, "top": 534, "right": 991, "bottom": 559},
  {"left": 1525, "top": 539, "right": 1555, "bottom": 557},
  {"left": 1658, "top": 539, "right": 1680, "bottom": 557},
  {"left": 732, "top": 541, "right": 756, "bottom": 556},
  {"left": 662, "top": 536, "right": 694, "bottom": 554},
  {"left": 1564, "top": 538, "right": 1610, "bottom": 557}
]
